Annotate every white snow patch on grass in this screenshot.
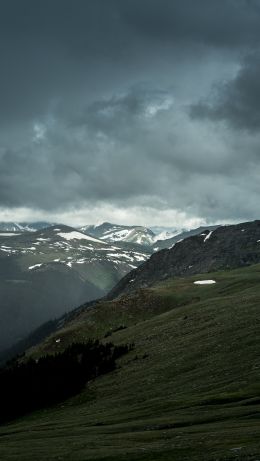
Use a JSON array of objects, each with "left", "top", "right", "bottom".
[{"left": 194, "top": 280, "right": 216, "bottom": 285}]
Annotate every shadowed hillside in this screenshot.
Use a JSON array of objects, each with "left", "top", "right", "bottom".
[{"left": 1, "top": 263, "right": 260, "bottom": 460}]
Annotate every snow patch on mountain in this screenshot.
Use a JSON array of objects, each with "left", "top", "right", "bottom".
[
  {"left": 0, "top": 247, "right": 12, "bottom": 253},
  {"left": 204, "top": 231, "right": 214, "bottom": 242},
  {"left": 57, "top": 231, "right": 102, "bottom": 244},
  {"left": 0, "top": 233, "right": 21, "bottom": 236},
  {"left": 28, "top": 263, "right": 43, "bottom": 270},
  {"left": 152, "top": 229, "right": 181, "bottom": 241},
  {"left": 100, "top": 228, "right": 154, "bottom": 245},
  {"left": 81, "top": 223, "right": 156, "bottom": 246}
]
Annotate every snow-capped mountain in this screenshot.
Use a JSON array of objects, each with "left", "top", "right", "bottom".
[
  {"left": 0, "top": 225, "right": 152, "bottom": 352},
  {"left": 80, "top": 222, "right": 156, "bottom": 246},
  {"left": 80, "top": 222, "right": 222, "bottom": 249},
  {"left": 0, "top": 222, "right": 54, "bottom": 233},
  {"left": 151, "top": 226, "right": 182, "bottom": 241}
]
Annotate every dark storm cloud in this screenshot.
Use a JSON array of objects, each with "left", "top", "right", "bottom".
[
  {"left": 0, "top": 87, "right": 177, "bottom": 209},
  {"left": 118, "top": 0, "right": 260, "bottom": 48},
  {"left": 190, "top": 53, "right": 260, "bottom": 132},
  {"left": 1, "top": 0, "right": 260, "bottom": 224},
  {"left": 0, "top": 0, "right": 137, "bottom": 123},
  {"left": 1, "top": 84, "right": 258, "bottom": 224},
  {"left": 1, "top": 0, "right": 260, "bottom": 122}
]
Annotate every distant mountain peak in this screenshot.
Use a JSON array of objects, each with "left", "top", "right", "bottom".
[{"left": 80, "top": 222, "right": 155, "bottom": 246}]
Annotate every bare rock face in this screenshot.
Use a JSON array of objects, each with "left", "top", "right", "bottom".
[{"left": 109, "top": 220, "right": 260, "bottom": 298}]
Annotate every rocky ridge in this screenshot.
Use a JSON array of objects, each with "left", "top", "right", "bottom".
[{"left": 108, "top": 220, "right": 260, "bottom": 298}]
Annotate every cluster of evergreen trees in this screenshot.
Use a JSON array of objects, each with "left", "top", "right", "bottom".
[{"left": 0, "top": 340, "right": 132, "bottom": 424}]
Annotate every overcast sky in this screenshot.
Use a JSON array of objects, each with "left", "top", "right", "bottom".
[{"left": 1, "top": 0, "right": 260, "bottom": 228}]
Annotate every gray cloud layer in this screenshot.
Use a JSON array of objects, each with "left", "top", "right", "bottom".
[
  {"left": 1, "top": 0, "right": 260, "bottom": 225},
  {"left": 191, "top": 53, "right": 260, "bottom": 132}
]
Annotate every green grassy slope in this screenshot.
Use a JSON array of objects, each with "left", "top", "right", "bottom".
[{"left": 0, "top": 265, "right": 260, "bottom": 460}]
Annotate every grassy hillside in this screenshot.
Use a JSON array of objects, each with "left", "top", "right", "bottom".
[{"left": 0, "top": 265, "right": 260, "bottom": 460}]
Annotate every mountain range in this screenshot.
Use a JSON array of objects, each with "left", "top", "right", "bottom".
[
  {"left": 3, "top": 220, "right": 206, "bottom": 352},
  {"left": 1, "top": 219, "right": 260, "bottom": 460},
  {"left": 0, "top": 224, "right": 151, "bottom": 351},
  {"left": 1, "top": 219, "right": 258, "bottom": 356},
  {"left": 0, "top": 220, "right": 221, "bottom": 248},
  {"left": 0, "top": 222, "right": 54, "bottom": 232},
  {"left": 0, "top": 221, "right": 177, "bottom": 245},
  {"left": 0, "top": 220, "right": 249, "bottom": 353}
]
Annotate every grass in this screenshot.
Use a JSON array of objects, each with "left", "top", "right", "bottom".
[{"left": 0, "top": 264, "right": 260, "bottom": 460}]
